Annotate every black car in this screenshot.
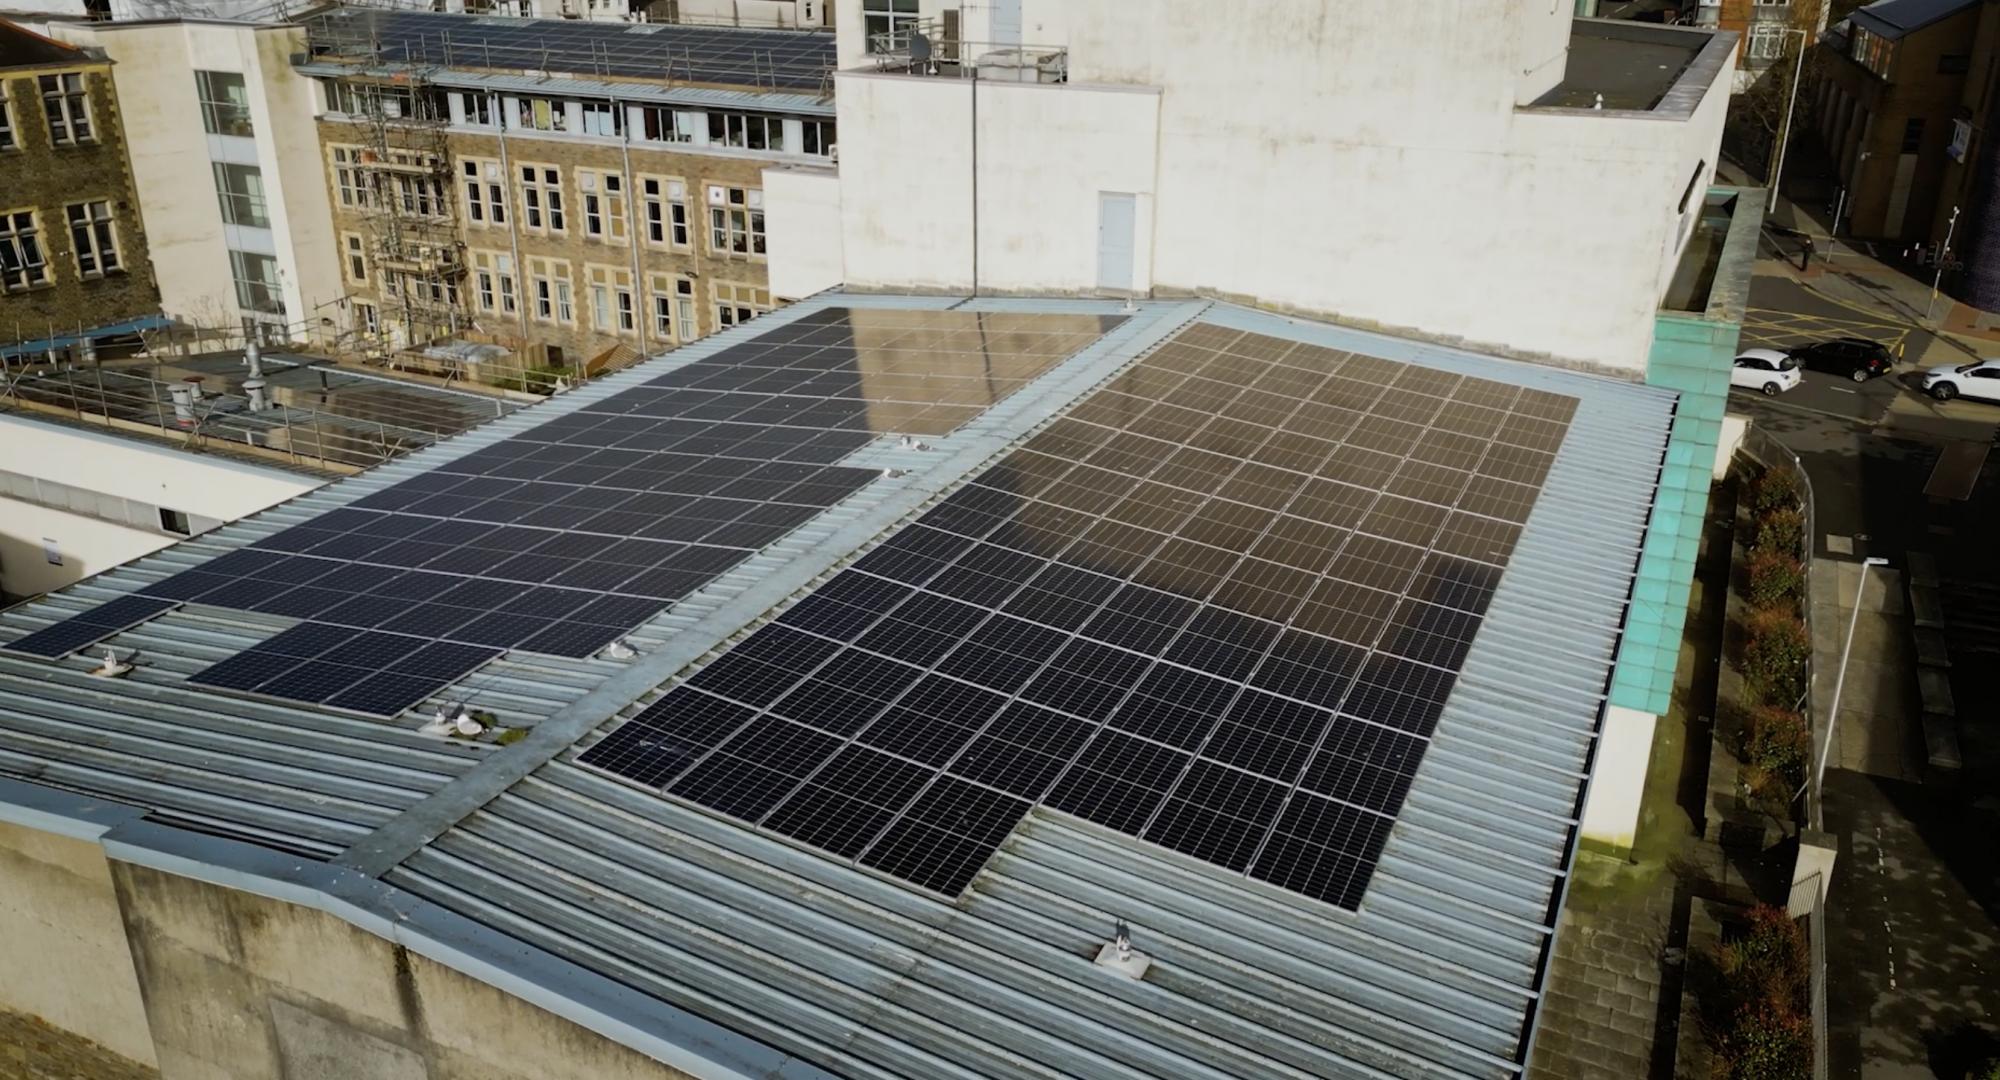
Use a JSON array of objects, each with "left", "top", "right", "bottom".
[{"left": 1787, "top": 338, "right": 1893, "bottom": 382}]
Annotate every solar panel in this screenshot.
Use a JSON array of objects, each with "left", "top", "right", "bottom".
[
  {"left": 581, "top": 323, "right": 1578, "bottom": 910},
  {"left": 0, "top": 309, "right": 1126, "bottom": 715},
  {"left": 0, "top": 596, "right": 181, "bottom": 659}
]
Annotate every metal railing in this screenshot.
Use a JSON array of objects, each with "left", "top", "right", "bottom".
[
  {"left": 1738, "top": 421, "right": 1820, "bottom": 828},
  {"left": 1788, "top": 871, "right": 1830, "bottom": 1080},
  {"left": 863, "top": 20, "right": 1068, "bottom": 82}
]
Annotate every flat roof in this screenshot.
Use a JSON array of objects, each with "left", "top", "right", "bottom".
[
  {"left": 0, "top": 294, "right": 1678, "bottom": 1080},
  {"left": 1529, "top": 19, "right": 1732, "bottom": 115},
  {"left": 301, "top": 7, "right": 834, "bottom": 92}
]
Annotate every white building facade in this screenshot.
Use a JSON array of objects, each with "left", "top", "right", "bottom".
[
  {"left": 774, "top": 0, "right": 1736, "bottom": 378},
  {"left": 50, "top": 19, "right": 344, "bottom": 344}
]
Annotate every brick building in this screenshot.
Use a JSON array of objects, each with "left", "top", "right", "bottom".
[
  {"left": 297, "top": 9, "right": 837, "bottom": 373},
  {"left": 0, "top": 19, "right": 159, "bottom": 360}
]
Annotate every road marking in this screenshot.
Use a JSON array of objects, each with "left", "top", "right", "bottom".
[{"left": 1830, "top": 386, "right": 1857, "bottom": 395}]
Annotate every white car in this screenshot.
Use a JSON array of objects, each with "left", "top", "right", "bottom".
[
  {"left": 1921, "top": 358, "right": 2000, "bottom": 402},
  {"left": 1730, "top": 348, "right": 1803, "bottom": 396}
]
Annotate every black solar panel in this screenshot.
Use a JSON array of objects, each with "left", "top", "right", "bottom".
[
  {"left": 581, "top": 323, "right": 1579, "bottom": 910},
  {"left": 0, "top": 596, "right": 181, "bottom": 659},
  {"left": 15, "top": 309, "right": 1122, "bottom": 717}
]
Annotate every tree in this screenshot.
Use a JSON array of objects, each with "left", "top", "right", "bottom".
[{"left": 1723, "top": 0, "right": 1832, "bottom": 183}]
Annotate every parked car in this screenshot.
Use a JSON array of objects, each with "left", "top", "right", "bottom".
[
  {"left": 1920, "top": 358, "right": 2000, "bottom": 402},
  {"left": 1787, "top": 338, "right": 1893, "bottom": 382},
  {"left": 1730, "top": 348, "right": 1803, "bottom": 396}
]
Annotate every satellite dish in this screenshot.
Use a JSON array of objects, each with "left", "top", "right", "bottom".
[{"left": 909, "top": 31, "right": 932, "bottom": 63}]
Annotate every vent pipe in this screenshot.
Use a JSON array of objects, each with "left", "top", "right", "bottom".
[{"left": 243, "top": 378, "right": 269, "bottom": 412}]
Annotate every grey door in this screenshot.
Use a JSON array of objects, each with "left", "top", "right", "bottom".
[
  {"left": 992, "top": 0, "right": 1021, "bottom": 48},
  {"left": 1097, "top": 192, "right": 1136, "bottom": 293}
]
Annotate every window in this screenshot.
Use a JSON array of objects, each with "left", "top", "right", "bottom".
[
  {"left": 343, "top": 233, "right": 368, "bottom": 284},
  {"left": 0, "top": 85, "right": 13, "bottom": 150},
  {"left": 520, "top": 165, "right": 565, "bottom": 232},
  {"left": 581, "top": 171, "right": 627, "bottom": 242},
  {"left": 40, "top": 73, "right": 91, "bottom": 144},
  {"left": 640, "top": 106, "right": 697, "bottom": 144},
  {"left": 708, "top": 111, "right": 785, "bottom": 151},
  {"left": 639, "top": 176, "right": 690, "bottom": 248},
  {"left": 579, "top": 99, "right": 623, "bottom": 137},
  {"left": 1903, "top": 117, "right": 1925, "bottom": 154},
  {"left": 713, "top": 281, "right": 769, "bottom": 328},
  {"left": 330, "top": 146, "right": 368, "bottom": 207},
  {"left": 158, "top": 508, "right": 192, "bottom": 535},
  {"left": 647, "top": 273, "right": 696, "bottom": 342},
  {"left": 355, "top": 300, "right": 378, "bottom": 334},
  {"left": 529, "top": 257, "right": 572, "bottom": 324},
  {"left": 195, "top": 70, "right": 252, "bottom": 136},
  {"left": 212, "top": 162, "right": 269, "bottom": 228},
  {"left": 63, "top": 201, "right": 119, "bottom": 278},
  {"left": 801, "top": 118, "right": 835, "bottom": 157},
  {"left": 229, "top": 249, "right": 284, "bottom": 314},
  {"left": 460, "top": 92, "right": 496, "bottom": 126},
  {"left": 471, "top": 250, "right": 518, "bottom": 316},
  {"left": 1851, "top": 27, "right": 1894, "bottom": 78},
  {"left": 461, "top": 159, "right": 506, "bottom": 225},
  {"left": 522, "top": 96, "right": 567, "bottom": 132},
  {"left": 0, "top": 210, "right": 47, "bottom": 292},
  {"left": 388, "top": 164, "right": 445, "bottom": 218},
  {"left": 708, "top": 185, "right": 765, "bottom": 256},
  {"left": 587, "top": 265, "right": 636, "bottom": 334},
  {"left": 863, "top": 0, "right": 918, "bottom": 52},
  {"left": 1748, "top": 26, "right": 1789, "bottom": 62}
]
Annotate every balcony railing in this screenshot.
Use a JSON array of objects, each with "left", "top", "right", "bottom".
[{"left": 864, "top": 20, "right": 1067, "bottom": 83}]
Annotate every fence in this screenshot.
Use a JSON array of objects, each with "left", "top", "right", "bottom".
[
  {"left": 1737, "top": 421, "right": 1821, "bottom": 829},
  {"left": 1788, "top": 871, "right": 1831, "bottom": 1080}
]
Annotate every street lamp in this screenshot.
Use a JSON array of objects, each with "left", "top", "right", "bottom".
[
  {"left": 1813, "top": 556, "right": 1890, "bottom": 794},
  {"left": 1768, "top": 26, "right": 1811, "bottom": 213},
  {"left": 1927, "top": 205, "right": 1961, "bottom": 322}
]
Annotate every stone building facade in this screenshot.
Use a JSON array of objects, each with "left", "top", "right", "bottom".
[{"left": 0, "top": 19, "right": 158, "bottom": 357}]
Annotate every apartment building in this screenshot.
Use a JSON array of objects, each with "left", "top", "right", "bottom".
[
  {"left": 297, "top": 8, "right": 836, "bottom": 369},
  {"left": 0, "top": 18, "right": 160, "bottom": 358},
  {"left": 482, "top": 0, "right": 825, "bottom": 27},
  {"left": 48, "top": 18, "right": 344, "bottom": 344},
  {"left": 1686, "top": 0, "right": 1833, "bottom": 90}
]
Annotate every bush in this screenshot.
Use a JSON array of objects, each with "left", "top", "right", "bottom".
[
  {"left": 1978, "top": 1058, "right": 2000, "bottom": 1080},
  {"left": 1746, "top": 549, "right": 1806, "bottom": 611},
  {"left": 1709, "top": 905, "right": 1812, "bottom": 1080},
  {"left": 1743, "top": 609, "right": 1811, "bottom": 706},
  {"left": 1739, "top": 705, "right": 1810, "bottom": 802},
  {"left": 1753, "top": 507, "right": 1805, "bottom": 558},
  {"left": 1750, "top": 469, "right": 1802, "bottom": 516}
]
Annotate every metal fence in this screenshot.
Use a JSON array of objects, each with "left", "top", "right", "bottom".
[
  {"left": 1788, "top": 871, "right": 1831, "bottom": 1080},
  {"left": 1737, "top": 421, "right": 1821, "bottom": 829}
]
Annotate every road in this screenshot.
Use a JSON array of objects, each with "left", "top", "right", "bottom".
[{"left": 1731, "top": 264, "right": 2000, "bottom": 1079}]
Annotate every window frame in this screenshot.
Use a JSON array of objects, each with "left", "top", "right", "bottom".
[
  {"left": 0, "top": 208, "right": 49, "bottom": 293},
  {"left": 66, "top": 200, "right": 119, "bottom": 278},
  {"left": 461, "top": 158, "right": 507, "bottom": 226},
  {"left": 343, "top": 232, "right": 368, "bottom": 285},
  {"left": 195, "top": 69, "right": 253, "bottom": 137},
  {"left": 229, "top": 248, "right": 284, "bottom": 316},
  {"left": 518, "top": 163, "right": 566, "bottom": 234},
  {"left": 863, "top": 0, "right": 920, "bottom": 53},
  {"left": 528, "top": 256, "right": 574, "bottom": 326},
  {"left": 212, "top": 161, "right": 270, "bottom": 228},
  {"left": 0, "top": 84, "right": 14, "bottom": 151},
  {"left": 706, "top": 184, "right": 765, "bottom": 258},
  {"left": 579, "top": 99, "right": 623, "bottom": 138},
  {"left": 39, "top": 72, "right": 92, "bottom": 145},
  {"left": 580, "top": 170, "right": 628, "bottom": 244}
]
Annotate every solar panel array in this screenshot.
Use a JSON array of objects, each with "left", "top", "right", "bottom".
[
  {"left": 6, "top": 309, "right": 1120, "bottom": 719},
  {"left": 0, "top": 596, "right": 181, "bottom": 659},
  {"left": 307, "top": 9, "right": 837, "bottom": 89},
  {"left": 582, "top": 323, "right": 1580, "bottom": 908}
]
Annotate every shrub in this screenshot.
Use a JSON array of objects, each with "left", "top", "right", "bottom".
[
  {"left": 1753, "top": 507, "right": 1805, "bottom": 558},
  {"left": 1714, "top": 999, "right": 1811, "bottom": 1080},
  {"left": 1739, "top": 705, "right": 1810, "bottom": 802},
  {"left": 1709, "top": 906, "right": 1812, "bottom": 1080},
  {"left": 1743, "top": 609, "right": 1811, "bottom": 706},
  {"left": 1750, "top": 469, "right": 1802, "bottom": 516},
  {"left": 1746, "top": 549, "right": 1806, "bottom": 611},
  {"left": 1977, "top": 1058, "right": 2000, "bottom": 1080}
]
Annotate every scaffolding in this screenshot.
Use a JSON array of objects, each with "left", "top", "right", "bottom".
[{"left": 347, "top": 64, "right": 466, "bottom": 354}]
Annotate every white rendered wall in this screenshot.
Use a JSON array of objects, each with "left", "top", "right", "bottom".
[
  {"left": 762, "top": 164, "right": 845, "bottom": 300},
  {"left": 1580, "top": 704, "right": 1659, "bottom": 855},
  {"left": 828, "top": 3, "right": 1735, "bottom": 375},
  {"left": 54, "top": 23, "right": 342, "bottom": 341},
  {"left": 0, "top": 499, "right": 172, "bottom": 598},
  {"left": 0, "top": 416, "right": 319, "bottom": 522}
]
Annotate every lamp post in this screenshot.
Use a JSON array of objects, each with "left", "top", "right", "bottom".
[
  {"left": 1927, "top": 205, "right": 1960, "bottom": 322},
  {"left": 1768, "top": 27, "right": 1810, "bottom": 213},
  {"left": 1813, "top": 556, "right": 1890, "bottom": 794}
]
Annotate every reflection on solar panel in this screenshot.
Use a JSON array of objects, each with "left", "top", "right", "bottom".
[
  {"left": 582, "top": 322, "right": 1579, "bottom": 908},
  {"left": 306, "top": 9, "right": 838, "bottom": 89},
  {"left": 8, "top": 309, "right": 1121, "bottom": 718}
]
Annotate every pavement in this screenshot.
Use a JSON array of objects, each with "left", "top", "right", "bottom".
[{"left": 1727, "top": 198, "right": 2000, "bottom": 1079}]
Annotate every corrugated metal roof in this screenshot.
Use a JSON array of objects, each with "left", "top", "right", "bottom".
[{"left": 0, "top": 296, "right": 1678, "bottom": 1080}]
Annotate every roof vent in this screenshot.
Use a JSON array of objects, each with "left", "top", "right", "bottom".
[
  {"left": 88, "top": 648, "right": 134, "bottom": 679},
  {"left": 1093, "top": 920, "right": 1150, "bottom": 980}
]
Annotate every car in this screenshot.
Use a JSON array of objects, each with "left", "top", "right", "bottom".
[
  {"left": 1920, "top": 358, "right": 2000, "bottom": 401},
  {"left": 1787, "top": 337, "right": 1893, "bottom": 382},
  {"left": 1730, "top": 348, "right": 1803, "bottom": 396}
]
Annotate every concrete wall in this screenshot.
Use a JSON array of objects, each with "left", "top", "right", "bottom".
[
  {"left": 108, "top": 861, "right": 694, "bottom": 1080},
  {"left": 827, "top": 2, "right": 1734, "bottom": 374},
  {"left": 1579, "top": 704, "right": 1659, "bottom": 855},
  {"left": 761, "top": 164, "right": 843, "bottom": 300},
  {"left": 0, "top": 497, "right": 174, "bottom": 597},
  {"left": 0, "top": 822, "right": 156, "bottom": 1068}
]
